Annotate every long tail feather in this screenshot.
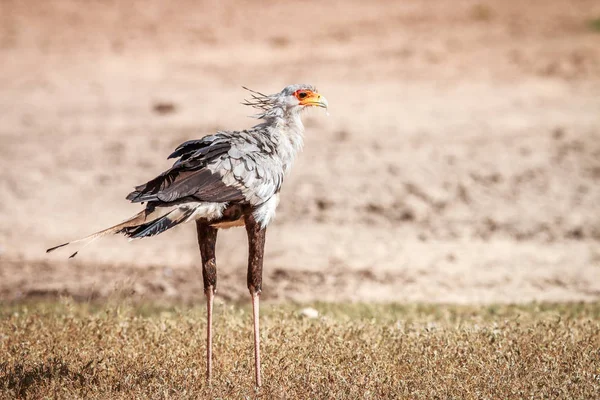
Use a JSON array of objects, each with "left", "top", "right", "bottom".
[
  {"left": 120, "top": 207, "right": 195, "bottom": 239},
  {"left": 46, "top": 210, "right": 149, "bottom": 258},
  {"left": 46, "top": 205, "right": 200, "bottom": 259}
]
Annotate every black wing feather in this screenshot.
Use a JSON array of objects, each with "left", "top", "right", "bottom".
[
  {"left": 167, "top": 135, "right": 224, "bottom": 161},
  {"left": 168, "top": 139, "right": 207, "bottom": 160},
  {"left": 127, "top": 136, "right": 244, "bottom": 205},
  {"left": 155, "top": 169, "right": 243, "bottom": 203}
]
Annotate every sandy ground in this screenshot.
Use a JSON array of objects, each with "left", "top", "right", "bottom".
[{"left": 1, "top": 0, "right": 599, "bottom": 304}]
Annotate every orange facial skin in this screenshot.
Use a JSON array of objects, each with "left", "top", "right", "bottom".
[{"left": 294, "top": 89, "right": 328, "bottom": 108}]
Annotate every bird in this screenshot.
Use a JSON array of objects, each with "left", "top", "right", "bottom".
[{"left": 46, "top": 84, "right": 328, "bottom": 387}]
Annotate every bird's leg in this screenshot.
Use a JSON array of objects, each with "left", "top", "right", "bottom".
[
  {"left": 244, "top": 213, "right": 266, "bottom": 387},
  {"left": 196, "top": 221, "right": 218, "bottom": 385}
]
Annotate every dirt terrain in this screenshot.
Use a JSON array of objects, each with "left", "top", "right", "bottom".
[{"left": 1, "top": 0, "right": 599, "bottom": 304}]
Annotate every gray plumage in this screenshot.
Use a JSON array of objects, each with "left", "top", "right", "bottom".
[{"left": 47, "top": 84, "right": 328, "bottom": 255}]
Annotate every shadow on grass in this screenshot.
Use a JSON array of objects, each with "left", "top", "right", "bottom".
[
  {"left": 0, "top": 358, "right": 97, "bottom": 399},
  {"left": 0, "top": 358, "right": 166, "bottom": 399}
]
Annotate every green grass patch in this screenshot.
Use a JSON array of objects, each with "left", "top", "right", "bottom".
[
  {"left": 1, "top": 300, "right": 599, "bottom": 398},
  {"left": 588, "top": 17, "right": 600, "bottom": 32}
]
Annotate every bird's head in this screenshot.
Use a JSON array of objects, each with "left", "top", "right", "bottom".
[
  {"left": 278, "top": 84, "right": 328, "bottom": 111},
  {"left": 243, "top": 84, "right": 328, "bottom": 119}
]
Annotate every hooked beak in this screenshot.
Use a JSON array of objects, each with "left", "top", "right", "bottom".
[{"left": 301, "top": 93, "right": 328, "bottom": 109}]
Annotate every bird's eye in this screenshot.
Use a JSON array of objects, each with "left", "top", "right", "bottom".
[{"left": 298, "top": 92, "right": 307, "bottom": 99}]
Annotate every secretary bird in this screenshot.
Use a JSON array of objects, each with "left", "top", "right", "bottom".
[{"left": 47, "top": 84, "right": 328, "bottom": 387}]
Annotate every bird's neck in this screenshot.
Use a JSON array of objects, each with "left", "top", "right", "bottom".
[
  {"left": 257, "top": 110, "right": 305, "bottom": 171},
  {"left": 278, "top": 110, "right": 305, "bottom": 154}
]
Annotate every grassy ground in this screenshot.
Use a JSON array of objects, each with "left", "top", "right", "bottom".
[{"left": 1, "top": 300, "right": 599, "bottom": 399}]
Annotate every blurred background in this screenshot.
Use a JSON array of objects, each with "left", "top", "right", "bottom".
[{"left": 0, "top": 0, "right": 599, "bottom": 304}]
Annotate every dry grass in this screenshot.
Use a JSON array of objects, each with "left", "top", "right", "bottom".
[{"left": 1, "top": 300, "right": 599, "bottom": 399}]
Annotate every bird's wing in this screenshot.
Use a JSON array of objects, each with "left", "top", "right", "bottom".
[
  {"left": 126, "top": 134, "right": 246, "bottom": 204},
  {"left": 218, "top": 131, "right": 284, "bottom": 205},
  {"left": 127, "top": 130, "right": 284, "bottom": 207}
]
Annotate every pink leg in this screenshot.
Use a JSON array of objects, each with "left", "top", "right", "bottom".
[
  {"left": 245, "top": 213, "right": 265, "bottom": 387},
  {"left": 196, "top": 222, "right": 218, "bottom": 385},
  {"left": 206, "top": 287, "right": 214, "bottom": 384},
  {"left": 251, "top": 291, "right": 262, "bottom": 387}
]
